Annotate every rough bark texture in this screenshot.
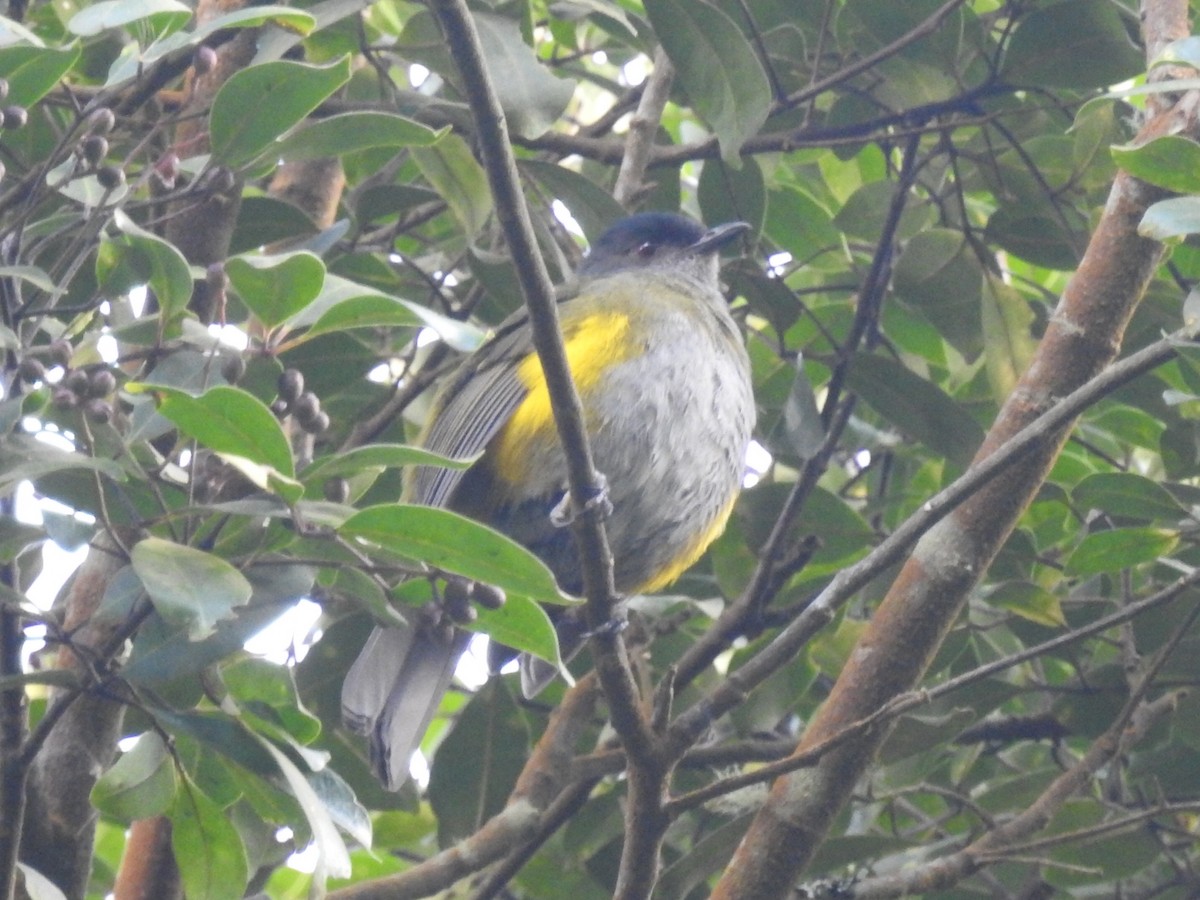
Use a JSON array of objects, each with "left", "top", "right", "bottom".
[
  {"left": 19, "top": 538, "right": 131, "bottom": 897},
  {"left": 710, "top": 82, "right": 1198, "bottom": 900}
]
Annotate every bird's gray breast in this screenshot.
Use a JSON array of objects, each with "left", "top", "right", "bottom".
[{"left": 581, "top": 298, "right": 754, "bottom": 592}]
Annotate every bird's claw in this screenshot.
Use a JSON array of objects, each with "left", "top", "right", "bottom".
[{"left": 550, "top": 472, "right": 612, "bottom": 527}]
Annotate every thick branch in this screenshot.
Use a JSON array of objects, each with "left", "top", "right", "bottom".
[{"left": 710, "top": 18, "right": 1195, "bottom": 900}]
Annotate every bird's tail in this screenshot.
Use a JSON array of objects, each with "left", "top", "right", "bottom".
[{"left": 342, "top": 624, "right": 469, "bottom": 790}]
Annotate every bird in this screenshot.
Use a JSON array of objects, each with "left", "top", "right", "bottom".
[{"left": 341, "top": 211, "right": 756, "bottom": 789}]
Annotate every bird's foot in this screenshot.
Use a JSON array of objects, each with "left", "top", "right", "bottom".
[{"left": 550, "top": 472, "right": 612, "bottom": 527}]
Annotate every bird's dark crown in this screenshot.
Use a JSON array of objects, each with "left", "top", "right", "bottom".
[{"left": 579, "top": 212, "right": 746, "bottom": 279}]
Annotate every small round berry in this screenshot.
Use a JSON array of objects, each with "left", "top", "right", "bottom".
[
  {"left": 2, "top": 106, "right": 28, "bottom": 129},
  {"left": 277, "top": 369, "right": 304, "bottom": 404},
  {"left": 96, "top": 166, "right": 125, "bottom": 190},
  {"left": 88, "top": 369, "right": 117, "bottom": 398},
  {"left": 220, "top": 355, "right": 245, "bottom": 384},
  {"left": 303, "top": 410, "right": 330, "bottom": 435},
  {"left": 52, "top": 388, "right": 77, "bottom": 410},
  {"left": 84, "top": 398, "right": 112, "bottom": 424},
  {"left": 63, "top": 369, "right": 90, "bottom": 396},
  {"left": 48, "top": 339, "right": 72, "bottom": 368},
  {"left": 193, "top": 45, "right": 218, "bottom": 76},
  {"left": 81, "top": 135, "right": 108, "bottom": 167},
  {"left": 323, "top": 477, "right": 350, "bottom": 503},
  {"left": 469, "top": 583, "right": 506, "bottom": 611},
  {"left": 86, "top": 107, "right": 115, "bottom": 134},
  {"left": 17, "top": 357, "right": 45, "bottom": 383}
]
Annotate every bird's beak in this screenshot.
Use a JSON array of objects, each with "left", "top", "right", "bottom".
[{"left": 691, "top": 221, "right": 752, "bottom": 255}]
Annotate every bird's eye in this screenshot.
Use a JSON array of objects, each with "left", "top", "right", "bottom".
[{"left": 634, "top": 242, "right": 657, "bottom": 259}]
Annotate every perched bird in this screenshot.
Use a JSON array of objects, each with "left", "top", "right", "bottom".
[{"left": 342, "top": 212, "right": 756, "bottom": 789}]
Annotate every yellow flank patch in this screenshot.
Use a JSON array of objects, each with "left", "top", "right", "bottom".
[
  {"left": 491, "top": 310, "right": 636, "bottom": 483},
  {"left": 635, "top": 493, "right": 739, "bottom": 594}
]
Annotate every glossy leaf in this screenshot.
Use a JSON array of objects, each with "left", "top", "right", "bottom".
[
  {"left": 428, "top": 680, "right": 529, "bottom": 847},
  {"left": 293, "top": 273, "right": 484, "bottom": 352},
  {"left": 472, "top": 11, "right": 575, "bottom": 139},
  {"left": 1139, "top": 196, "right": 1200, "bottom": 241},
  {"left": 275, "top": 111, "right": 443, "bottom": 162},
  {"left": 136, "top": 384, "right": 294, "bottom": 479},
  {"left": 131, "top": 538, "right": 254, "bottom": 640},
  {"left": 171, "top": 779, "right": 250, "bottom": 900},
  {"left": 644, "top": 0, "right": 771, "bottom": 162},
  {"left": 68, "top": 0, "right": 190, "bottom": 36},
  {"left": 1112, "top": 136, "right": 1200, "bottom": 194},
  {"left": 257, "top": 738, "right": 352, "bottom": 880},
  {"left": 340, "top": 504, "right": 569, "bottom": 605},
  {"left": 1001, "top": 0, "right": 1142, "bottom": 89},
  {"left": 411, "top": 134, "right": 493, "bottom": 238},
  {"left": 988, "top": 581, "right": 1067, "bottom": 628},
  {"left": 846, "top": 355, "right": 984, "bottom": 468},
  {"left": 1072, "top": 472, "right": 1186, "bottom": 522},
  {"left": 698, "top": 156, "right": 766, "bottom": 237},
  {"left": 92, "top": 732, "right": 177, "bottom": 822},
  {"left": 226, "top": 251, "right": 325, "bottom": 329},
  {"left": 981, "top": 276, "right": 1036, "bottom": 401},
  {"left": 301, "top": 444, "right": 475, "bottom": 486},
  {"left": 96, "top": 210, "right": 193, "bottom": 319},
  {"left": 1066, "top": 528, "right": 1180, "bottom": 577},
  {"left": 468, "top": 593, "right": 560, "bottom": 665},
  {"left": 209, "top": 57, "right": 352, "bottom": 166},
  {"left": 0, "top": 45, "right": 80, "bottom": 106}
]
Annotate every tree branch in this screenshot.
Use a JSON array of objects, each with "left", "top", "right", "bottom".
[{"left": 710, "top": 5, "right": 1196, "bottom": 893}]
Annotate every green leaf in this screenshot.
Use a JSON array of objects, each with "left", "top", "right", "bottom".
[
  {"left": 644, "top": 0, "right": 771, "bottom": 163},
  {"left": 92, "top": 732, "right": 177, "bottom": 822},
  {"left": 292, "top": 272, "right": 484, "bottom": 352},
  {"left": 68, "top": 0, "right": 191, "bottom": 36},
  {"left": 137, "top": 384, "right": 294, "bottom": 478},
  {"left": 209, "top": 57, "right": 352, "bottom": 167},
  {"left": 0, "top": 265, "right": 56, "bottom": 294},
  {"left": 1072, "top": 472, "right": 1187, "bottom": 521},
  {"left": 1066, "top": 527, "right": 1180, "bottom": 576},
  {"left": 340, "top": 504, "right": 569, "bottom": 605},
  {"left": 225, "top": 251, "right": 325, "bottom": 329},
  {"left": 473, "top": 11, "right": 575, "bottom": 139},
  {"left": 302, "top": 444, "right": 475, "bottom": 485},
  {"left": 894, "top": 229, "right": 986, "bottom": 361},
  {"left": 428, "top": 680, "right": 529, "bottom": 846},
  {"left": 400, "top": 10, "right": 575, "bottom": 140},
  {"left": 229, "top": 196, "right": 317, "bottom": 255},
  {"left": 0, "top": 517, "right": 44, "bottom": 562},
  {"left": 1139, "top": 196, "right": 1200, "bottom": 241},
  {"left": 192, "top": 4, "right": 315, "bottom": 39},
  {"left": 988, "top": 581, "right": 1067, "bottom": 628},
  {"left": 985, "top": 204, "right": 1083, "bottom": 270},
  {"left": 131, "top": 537, "right": 254, "bottom": 640},
  {"left": 846, "top": 355, "right": 984, "bottom": 468},
  {"left": 256, "top": 738, "right": 352, "bottom": 881},
  {"left": 171, "top": 779, "right": 250, "bottom": 900},
  {"left": 1112, "top": 136, "right": 1200, "bottom": 194},
  {"left": 1154, "top": 35, "right": 1200, "bottom": 71},
  {"left": 222, "top": 657, "right": 321, "bottom": 745},
  {"left": 1001, "top": 0, "right": 1143, "bottom": 90},
  {"left": 0, "top": 434, "right": 127, "bottom": 496},
  {"left": 468, "top": 593, "right": 560, "bottom": 665},
  {"left": 96, "top": 210, "right": 194, "bottom": 319},
  {"left": 412, "top": 134, "right": 493, "bottom": 238},
  {"left": 519, "top": 159, "right": 626, "bottom": 243},
  {"left": 275, "top": 111, "right": 443, "bottom": 163},
  {"left": 0, "top": 45, "right": 81, "bottom": 108},
  {"left": 698, "top": 156, "right": 766, "bottom": 237},
  {"left": 981, "top": 276, "right": 1036, "bottom": 401}
]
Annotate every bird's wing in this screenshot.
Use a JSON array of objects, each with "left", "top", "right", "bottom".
[{"left": 408, "top": 285, "right": 581, "bottom": 507}]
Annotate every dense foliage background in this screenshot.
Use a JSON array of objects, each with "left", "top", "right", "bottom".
[{"left": 4, "top": 0, "right": 1200, "bottom": 897}]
